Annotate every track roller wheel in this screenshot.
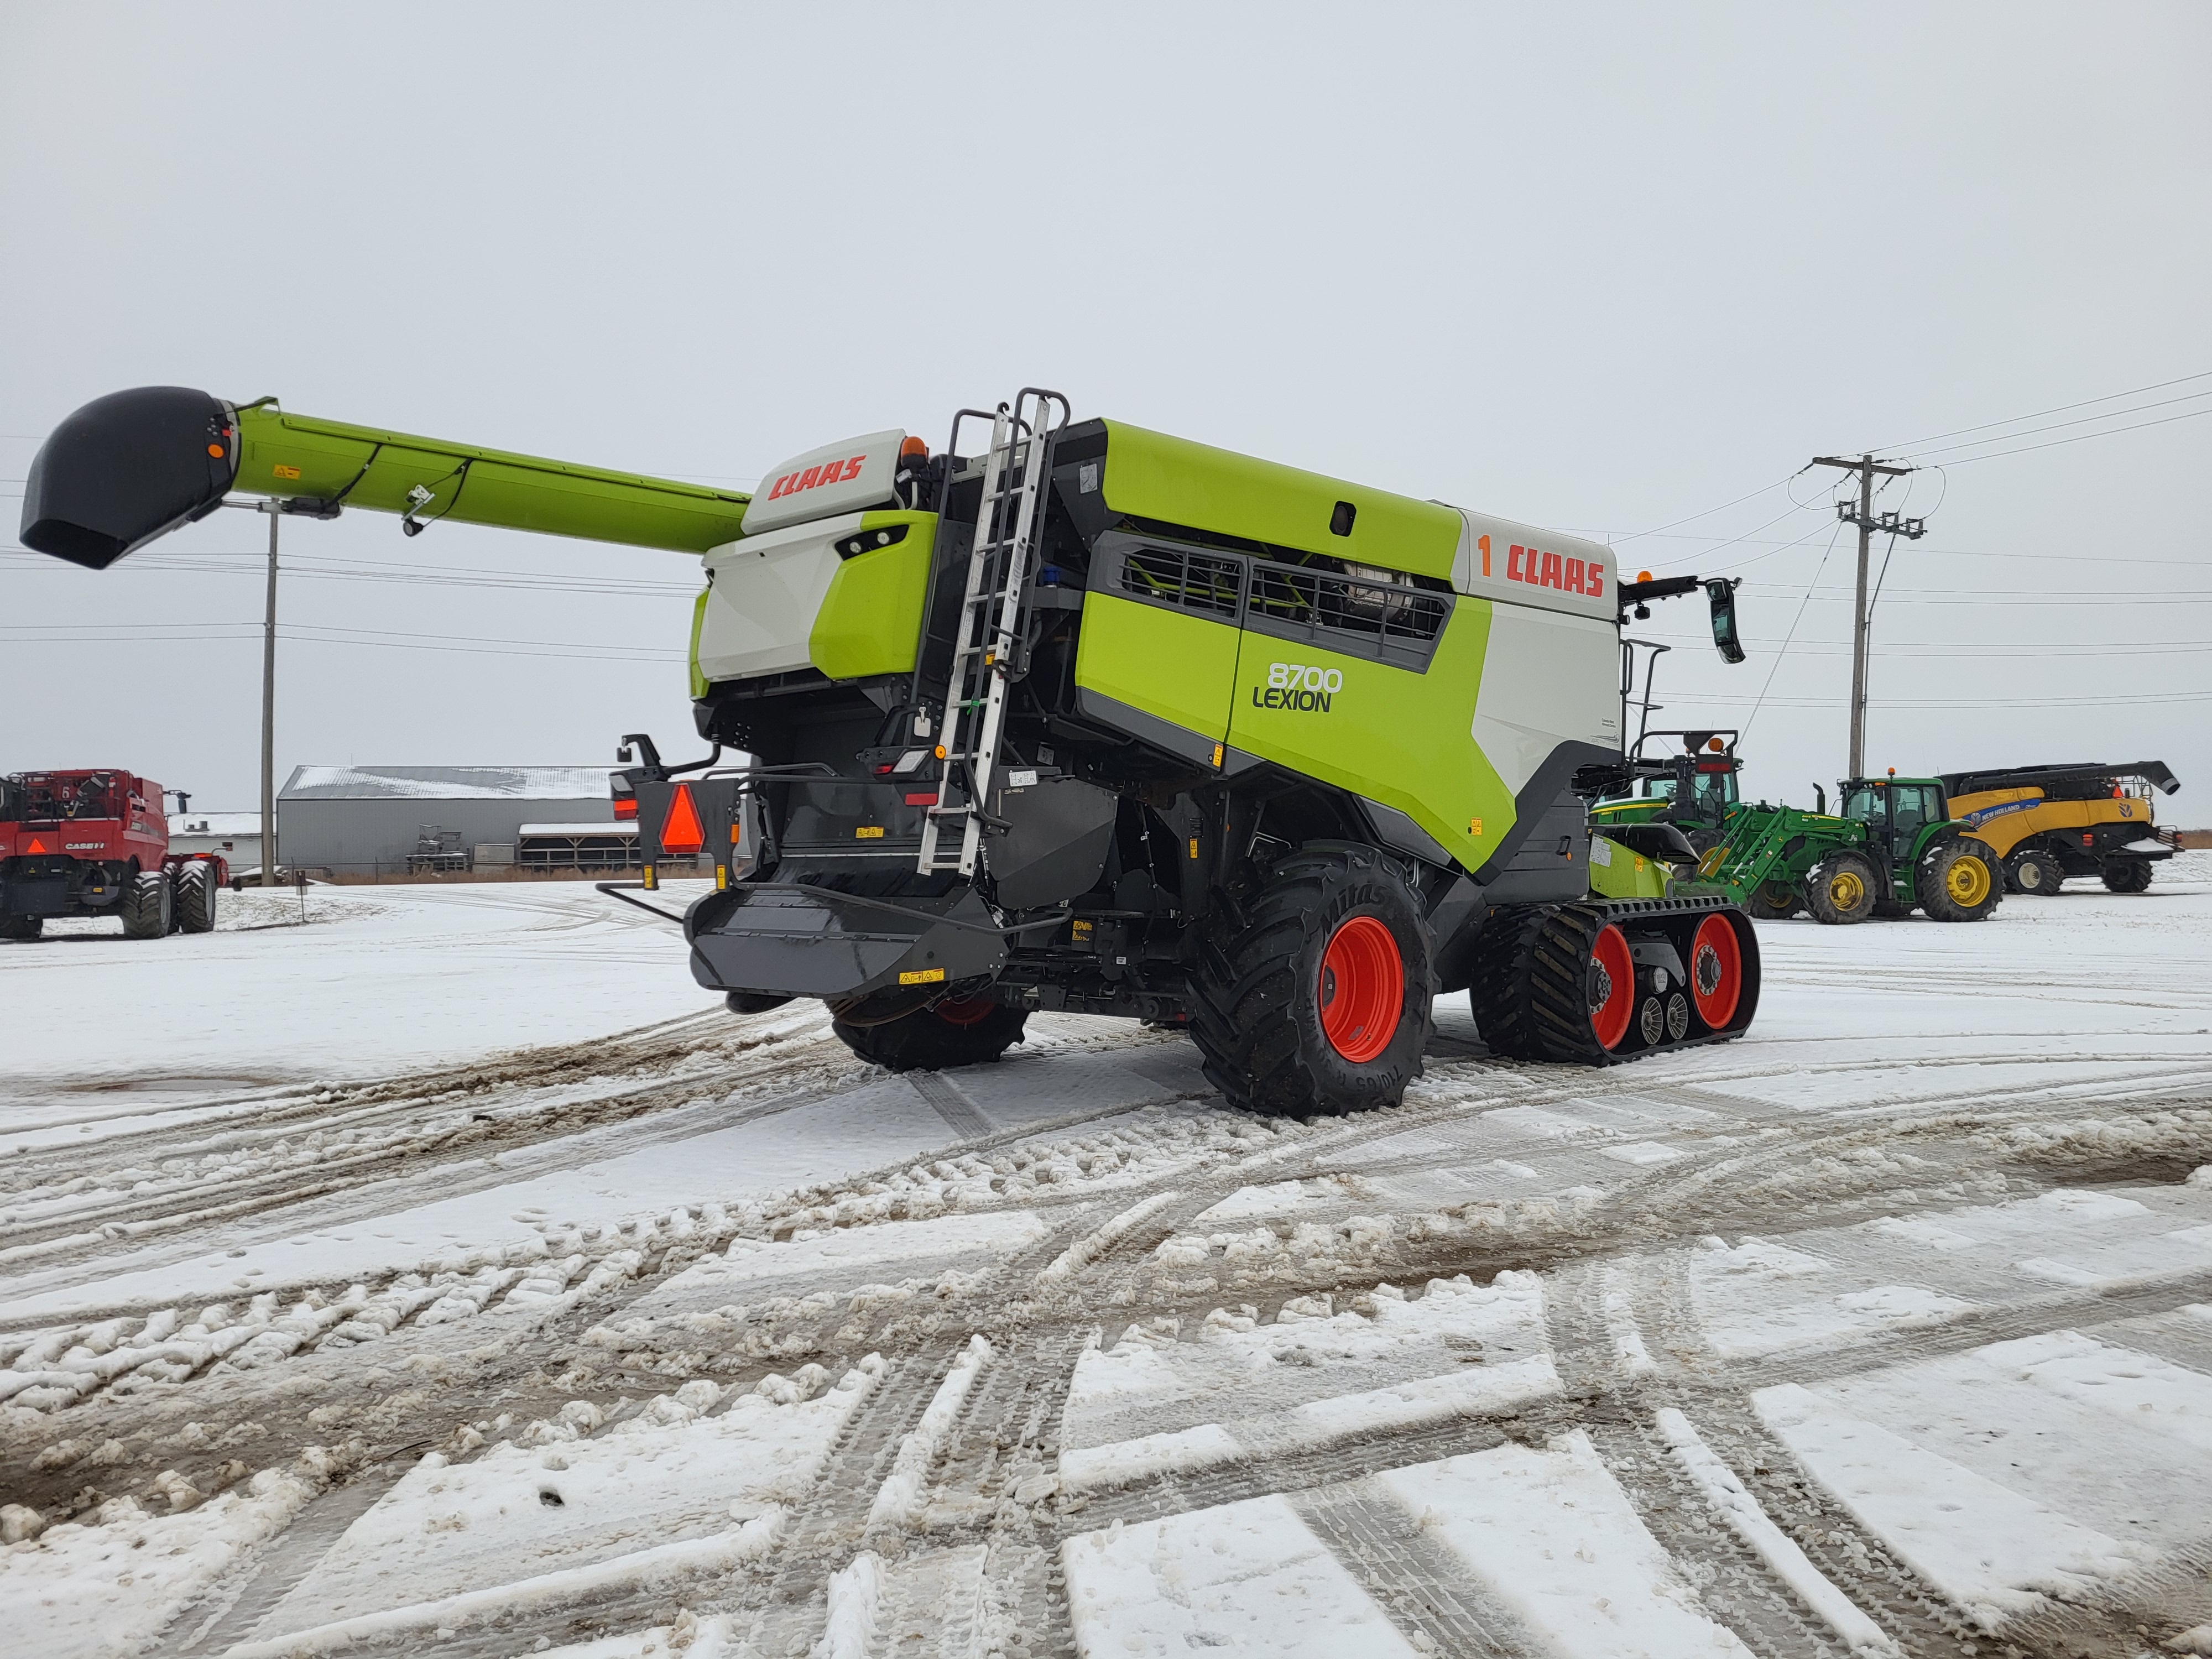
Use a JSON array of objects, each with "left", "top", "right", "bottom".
[{"left": 1187, "top": 843, "right": 1433, "bottom": 1116}]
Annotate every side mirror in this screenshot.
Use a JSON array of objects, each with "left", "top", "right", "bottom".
[{"left": 1705, "top": 578, "right": 1744, "bottom": 664}]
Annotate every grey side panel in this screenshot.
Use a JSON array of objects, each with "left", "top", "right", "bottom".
[
  {"left": 686, "top": 884, "right": 1004, "bottom": 1000},
  {"left": 1474, "top": 739, "right": 1614, "bottom": 887},
  {"left": 985, "top": 776, "right": 1118, "bottom": 909},
  {"left": 1359, "top": 796, "right": 1455, "bottom": 870}
]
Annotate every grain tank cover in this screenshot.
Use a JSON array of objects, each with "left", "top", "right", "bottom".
[
  {"left": 739, "top": 430, "right": 905, "bottom": 536},
  {"left": 20, "top": 386, "right": 239, "bottom": 568}
]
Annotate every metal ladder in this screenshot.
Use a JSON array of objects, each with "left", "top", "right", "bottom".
[{"left": 917, "top": 389, "right": 1068, "bottom": 877}]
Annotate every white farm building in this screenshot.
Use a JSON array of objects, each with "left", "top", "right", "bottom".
[{"left": 276, "top": 765, "right": 629, "bottom": 877}]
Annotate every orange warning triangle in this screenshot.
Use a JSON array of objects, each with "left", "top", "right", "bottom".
[
  {"left": 25, "top": 836, "right": 48, "bottom": 853},
  {"left": 659, "top": 784, "right": 705, "bottom": 855}
]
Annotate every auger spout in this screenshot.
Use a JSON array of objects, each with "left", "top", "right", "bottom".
[{"left": 19, "top": 387, "right": 751, "bottom": 568}]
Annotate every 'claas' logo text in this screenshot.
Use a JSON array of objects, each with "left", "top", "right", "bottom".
[
  {"left": 765, "top": 455, "right": 867, "bottom": 501},
  {"left": 1478, "top": 532, "right": 1604, "bottom": 597}
]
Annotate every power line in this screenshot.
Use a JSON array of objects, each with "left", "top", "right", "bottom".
[
  {"left": 1869, "top": 368, "right": 2212, "bottom": 451},
  {"left": 1902, "top": 390, "right": 2212, "bottom": 460},
  {"left": 1930, "top": 405, "right": 2212, "bottom": 468}
]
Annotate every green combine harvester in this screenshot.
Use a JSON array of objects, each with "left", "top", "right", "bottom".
[
  {"left": 22, "top": 385, "right": 1763, "bottom": 1114},
  {"left": 1590, "top": 732, "right": 2002, "bottom": 924}
]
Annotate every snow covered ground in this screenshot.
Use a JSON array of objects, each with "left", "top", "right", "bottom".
[{"left": 3, "top": 860, "right": 2210, "bottom": 1657}]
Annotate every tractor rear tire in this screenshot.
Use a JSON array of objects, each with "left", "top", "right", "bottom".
[
  {"left": 119, "top": 870, "right": 173, "bottom": 940},
  {"left": 1187, "top": 843, "right": 1433, "bottom": 1117},
  {"left": 1747, "top": 883, "right": 1802, "bottom": 920},
  {"left": 0, "top": 914, "right": 40, "bottom": 941},
  {"left": 1805, "top": 852, "right": 1879, "bottom": 925},
  {"left": 2101, "top": 860, "right": 2155, "bottom": 894},
  {"left": 1918, "top": 841, "right": 2004, "bottom": 921},
  {"left": 174, "top": 862, "right": 219, "bottom": 933},
  {"left": 2007, "top": 848, "right": 2065, "bottom": 896},
  {"left": 831, "top": 997, "right": 1027, "bottom": 1071}
]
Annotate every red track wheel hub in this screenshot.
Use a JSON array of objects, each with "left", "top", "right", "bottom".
[
  {"left": 1318, "top": 914, "right": 1403, "bottom": 1063},
  {"left": 934, "top": 995, "right": 997, "bottom": 1027},
  {"left": 1588, "top": 923, "right": 1635, "bottom": 1051},
  {"left": 1689, "top": 914, "right": 1742, "bottom": 1029}
]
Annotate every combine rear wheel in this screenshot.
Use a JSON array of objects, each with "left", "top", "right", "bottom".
[
  {"left": 1919, "top": 841, "right": 2003, "bottom": 921},
  {"left": 1187, "top": 843, "right": 1433, "bottom": 1117},
  {"left": 2101, "top": 860, "right": 2154, "bottom": 894},
  {"left": 1805, "top": 851, "right": 1878, "bottom": 925},
  {"left": 2007, "top": 848, "right": 2065, "bottom": 895},
  {"left": 831, "top": 997, "right": 1027, "bottom": 1071},
  {"left": 0, "top": 914, "right": 40, "bottom": 941},
  {"left": 119, "top": 870, "right": 172, "bottom": 940},
  {"left": 174, "top": 862, "right": 219, "bottom": 933}
]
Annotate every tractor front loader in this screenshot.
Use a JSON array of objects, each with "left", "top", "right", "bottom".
[{"left": 24, "top": 384, "right": 1764, "bottom": 1113}]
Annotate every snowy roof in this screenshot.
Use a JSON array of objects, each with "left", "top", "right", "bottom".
[
  {"left": 280, "top": 765, "right": 621, "bottom": 801},
  {"left": 519, "top": 822, "right": 638, "bottom": 837},
  {"left": 169, "top": 812, "right": 264, "bottom": 837}
]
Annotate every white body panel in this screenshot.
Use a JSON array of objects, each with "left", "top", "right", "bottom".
[
  {"left": 1472, "top": 602, "right": 1619, "bottom": 794},
  {"left": 1451, "top": 509, "right": 1615, "bottom": 623},
  {"left": 696, "top": 513, "right": 863, "bottom": 681},
  {"left": 741, "top": 430, "right": 905, "bottom": 536}
]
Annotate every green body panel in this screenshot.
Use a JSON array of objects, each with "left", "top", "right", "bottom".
[
  {"left": 1099, "top": 421, "right": 1462, "bottom": 581},
  {"left": 808, "top": 512, "right": 938, "bottom": 681},
  {"left": 1691, "top": 804, "right": 1863, "bottom": 904},
  {"left": 1589, "top": 836, "right": 1671, "bottom": 899},
  {"left": 233, "top": 404, "right": 750, "bottom": 552},
  {"left": 1224, "top": 603, "right": 1511, "bottom": 875},
  {"left": 688, "top": 588, "right": 711, "bottom": 698},
  {"left": 1074, "top": 593, "right": 1239, "bottom": 742}
]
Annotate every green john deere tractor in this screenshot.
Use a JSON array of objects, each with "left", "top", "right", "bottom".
[{"left": 22, "top": 384, "right": 1765, "bottom": 1113}]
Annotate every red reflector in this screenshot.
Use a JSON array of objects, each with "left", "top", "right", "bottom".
[
  {"left": 874, "top": 765, "right": 894, "bottom": 774},
  {"left": 612, "top": 796, "right": 638, "bottom": 819},
  {"left": 905, "top": 792, "right": 937, "bottom": 806},
  {"left": 660, "top": 784, "right": 706, "bottom": 854}
]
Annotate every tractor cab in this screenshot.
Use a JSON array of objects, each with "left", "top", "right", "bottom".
[
  {"left": 1589, "top": 731, "right": 1741, "bottom": 852},
  {"left": 1838, "top": 775, "right": 1951, "bottom": 877}
]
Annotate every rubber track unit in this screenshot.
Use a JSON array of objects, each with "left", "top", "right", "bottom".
[{"left": 1476, "top": 898, "right": 1756, "bottom": 1067}]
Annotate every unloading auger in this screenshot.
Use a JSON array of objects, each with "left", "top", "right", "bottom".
[{"left": 23, "top": 384, "right": 1762, "bottom": 1116}]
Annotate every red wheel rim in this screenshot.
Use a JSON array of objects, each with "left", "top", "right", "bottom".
[
  {"left": 935, "top": 995, "right": 995, "bottom": 1027},
  {"left": 1318, "top": 914, "right": 1403, "bottom": 1063},
  {"left": 1588, "top": 924, "right": 1635, "bottom": 1051},
  {"left": 1689, "top": 914, "right": 1741, "bottom": 1029}
]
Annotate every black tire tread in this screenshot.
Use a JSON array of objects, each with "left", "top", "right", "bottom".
[
  {"left": 1804, "top": 851, "right": 1878, "bottom": 925},
  {"left": 831, "top": 1002, "right": 1027, "bottom": 1071},
  {"left": 174, "top": 862, "right": 218, "bottom": 933},
  {"left": 0, "top": 914, "right": 40, "bottom": 941},
  {"left": 119, "top": 870, "right": 171, "bottom": 940}
]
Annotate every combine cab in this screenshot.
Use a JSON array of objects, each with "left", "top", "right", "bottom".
[
  {"left": 0, "top": 770, "right": 226, "bottom": 941},
  {"left": 22, "top": 384, "right": 1765, "bottom": 1112}
]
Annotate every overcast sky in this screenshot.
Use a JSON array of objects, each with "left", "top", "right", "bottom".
[{"left": 4, "top": 5, "right": 2207, "bottom": 817}]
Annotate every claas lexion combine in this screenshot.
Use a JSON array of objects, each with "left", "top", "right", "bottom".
[{"left": 23, "top": 384, "right": 1761, "bottom": 1114}]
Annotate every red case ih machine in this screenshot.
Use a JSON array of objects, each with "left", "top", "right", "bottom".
[{"left": 0, "top": 770, "right": 226, "bottom": 941}]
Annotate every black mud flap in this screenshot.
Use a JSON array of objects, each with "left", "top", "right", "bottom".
[{"left": 684, "top": 881, "right": 1007, "bottom": 1003}]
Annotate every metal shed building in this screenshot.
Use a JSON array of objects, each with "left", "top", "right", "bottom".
[{"left": 278, "top": 765, "right": 620, "bottom": 877}]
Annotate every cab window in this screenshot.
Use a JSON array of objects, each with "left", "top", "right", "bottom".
[
  {"left": 1890, "top": 784, "right": 1939, "bottom": 840},
  {"left": 1842, "top": 786, "right": 1884, "bottom": 825}
]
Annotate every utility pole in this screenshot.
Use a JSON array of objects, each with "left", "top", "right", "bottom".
[
  {"left": 1809, "top": 454, "right": 1923, "bottom": 779},
  {"left": 259, "top": 500, "right": 281, "bottom": 887}
]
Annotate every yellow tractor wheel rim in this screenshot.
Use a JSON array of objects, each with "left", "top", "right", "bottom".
[
  {"left": 1947, "top": 853, "right": 1991, "bottom": 906},
  {"left": 1828, "top": 869, "right": 1864, "bottom": 909}
]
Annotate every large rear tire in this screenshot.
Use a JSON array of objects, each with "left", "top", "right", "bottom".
[
  {"left": 1804, "top": 851, "right": 1879, "bottom": 925},
  {"left": 1188, "top": 843, "right": 1433, "bottom": 1117},
  {"left": 174, "top": 862, "right": 219, "bottom": 933},
  {"left": 2101, "top": 860, "right": 2154, "bottom": 894},
  {"left": 0, "top": 914, "right": 41, "bottom": 941},
  {"left": 1919, "top": 841, "right": 2003, "bottom": 921},
  {"left": 831, "top": 997, "right": 1027, "bottom": 1071},
  {"left": 119, "top": 870, "right": 173, "bottom": 940},
  {"left": 2007, "top": 847, "right": 2065, "bottom": 895}
]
